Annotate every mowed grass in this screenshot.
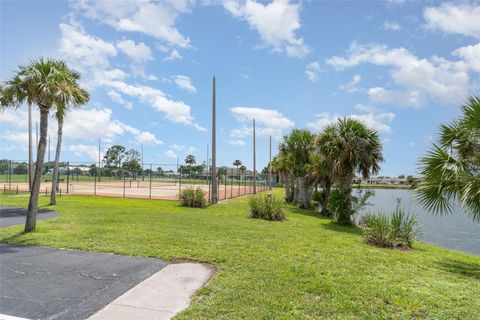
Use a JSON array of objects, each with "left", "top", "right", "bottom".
[{"left": 0, "top": 190, "right": 479, "bottom": 319}]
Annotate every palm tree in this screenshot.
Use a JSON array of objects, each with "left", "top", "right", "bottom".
[
  {"left": 50, "top": 63, "right": 89, "bottom": 205},
  {"left": 239, "top": 165, "right": 246, "bottom": 187},
  {"left": 281, "top": 129, "right": 316, "bottom": 208},
  {"left": 185, "top": 154, "right": 196, "bottom": 181},
  {"left": 307, "top": 150, "right": 334, "bottom": 216},
  {"left": 416, "top": 96, "right": 480, "bottom": 221},
  {"left": 1, "top": 58, "right": 88, "bottom": 232},
  {"left": 319, "top": 118, "right": 383, "bottom": 224}
]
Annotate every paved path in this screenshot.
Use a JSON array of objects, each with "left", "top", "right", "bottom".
[
  {"left": 0, "top": 244, "right": 166, "bottom": 319},
  {"left": 0, "top": 207, "right": 59, "bottom": 228},
  {"left": 0, "top": 245, "right": 214, "bottom": 319}
]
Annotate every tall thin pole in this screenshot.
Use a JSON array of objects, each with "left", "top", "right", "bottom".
[
  {"left": 98, "top": 137, "right": 101, "bottom": 182},
  {"left": 253, "top": 118, "right": 256, "bottom": 194},
  {"left": 141, "top": 143, "right": 144, "bottom": 181},
  {"left": 48, "top": 134, "right": 50, "bottom": 163},
  {"left": 211, "top": 76, "right": 218, "bottom": 203},
  {"left": 28, "top": 104, "right": 33, "bottom": 190},
  {"left": 269, "top": 135, "right": 272, "bottom": 190},
  {"left": 35, "top": 122, "right": 38, "bottom": 153}
]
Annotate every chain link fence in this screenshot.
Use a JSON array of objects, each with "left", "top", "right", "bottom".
[{"left": 1, "top": 160, "right": 276, "bottom": 202}]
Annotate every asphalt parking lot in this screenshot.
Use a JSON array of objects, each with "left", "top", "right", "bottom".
[
  {"left": 0, "top": 206, "right": 59, "bottom": 228},
  {"left": 0, "top": 244, "right": 166, "bottom": 319}
]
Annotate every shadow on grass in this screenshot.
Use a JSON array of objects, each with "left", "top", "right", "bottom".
[
  {"left": 436, "top": 259, "right": 480, "bottom": 280},
  {"left": 288, "top": 206, "right": 331, "bottom": 220},
  {"left": 320, "top": 221, "right": 362, "bottom": 235},
  {"left": 1, "top": 231, "right": 31, "bottom": 245}
]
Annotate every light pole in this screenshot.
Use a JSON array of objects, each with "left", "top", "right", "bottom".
[
  {"left": 28, "top": 104, "right": 33, "bottom": 190},
  {"left": 269, "top": 135, "right": 272, "bottom": 190},
  {"left": 253, "top": 118, "right": 256, "bottom": 194},
  {"left": 211, "top": 76, "right": 218, "bottom": 203}
]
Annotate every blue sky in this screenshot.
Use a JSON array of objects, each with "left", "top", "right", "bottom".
[{"left": 1, "top": 0, "right": 479, "bottom": 176}]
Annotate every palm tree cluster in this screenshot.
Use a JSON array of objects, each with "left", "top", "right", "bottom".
[
  {"left": 272, "top": 119, "right": 383, "bottom": 224},
  {"left": 1, "top": 58, "right": 89, "bottom": 232},
  {"left": 416, "top": 96, "right": 480, "bottom": 222}
]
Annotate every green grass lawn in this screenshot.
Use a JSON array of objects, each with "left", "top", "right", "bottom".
[{"left": 1, "top": 189, "right": 478, "bottom": 319}]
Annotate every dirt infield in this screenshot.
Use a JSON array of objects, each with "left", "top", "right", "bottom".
[{"left": 3, "top": 179, "right": 268, "bottom": 201}]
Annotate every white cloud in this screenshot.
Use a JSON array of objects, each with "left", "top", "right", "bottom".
[
  {"left": 305, "top": 61, "right": 321, "bottom": 81},
  {"left": 424, "top": 2, "right": 480, "bottom": 38},
  {"left": 164, "top": 48, "right": 183, "bottom": 61},
  {"left": 224, "top": 0, "right": 310, "bottom": 58},
  {"left": 326, "top": 42, "right": 472, "bottom": 107},
  {"left": 339, "top": 74, "right": 362, "bottom": 93},
  {"left": 164, "top": 150, "right": 177, "bottom": 159},
  {"left": 135, "top": 131, "right": 163, "bottom": 145},
  {"left": 171, "top": 144, "right": 197, "bottom": 154},
  {"left": 109, "top": 81, "right": 205, "bottom": 130},
  {"left": 117, "top": 39, "right": 152, "bottom": 63},
  {"left": 307, "top": 112, "right": 395, "bottom": 134},
  {"left": 172, "top": 75, "right": 197, "bottom": 93},
  {"left": 386, "top": 0, "right": 405, "bottom": 7},
  {"left": 1, "top": 130, "right": 29, "bottom": 146},
  {"left": 58, "top": 23, "right": 117, "bottom": 70},
  {"left": 452, "top": 43, "right": 480, "bottom": 73},
  {"left": 229, "top": 139, "right": 246, "bottom": 146},
  {"left": 107, "top": 90, "right": 133, "bottom": 109},
  {"left": 230, "top": 107, "right": 294, "bottom": 138},
  {"left": 74, "top": 0, "right": 191, "bottom": 47},
  {"left": 383, "top": 21, "right": 401, "bottom": 31},
  {"left": 68, "top": 144, "right": 103, "bottom": 161}
]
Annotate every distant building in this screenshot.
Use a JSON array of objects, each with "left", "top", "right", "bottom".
[{"left": 354, "top": 177, "right": 409, "bottom": 185}]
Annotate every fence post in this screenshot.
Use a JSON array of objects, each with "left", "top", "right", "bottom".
[
  {"left": 94, "top": 171, "right": 97, "bottom": 196},
  {"left": 66, "top": 162, "right": 70, "bottom": 194},
  {"left": 179, "top": 173, "right": 182, "bottom": 197},
  {"left": 123, "top": 172, "right": 126, "bottom": 197},
  {"left": 9, "top": 160, "right": 12, "bottom": 190},
  {"left": 16, "top": 185, "right": 18, "bottom": 195},
  {"left": 149, "top": 164, "right": 152, "bottom": 199}
]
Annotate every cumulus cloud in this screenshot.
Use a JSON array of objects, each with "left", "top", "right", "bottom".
[
  {"left": 117, "top": 39, "right": 152, "bottom": 63},
  {"left": 74, "top": 0, "right": 192, "bottom": 47},
  {"left": 229, "top": 139, "right": 246, "bottom": 146},
  {"left": 58, "top": 22, "right": 117, "bottom": 70},
  {"left": 164, "top": 150, "right": 178, "bottom": 159},
  {"left": 339, "top": 74, "right": 362, "bottom": 93},
  {"left": 107, "top": 90, "right": 133, "bottom": 109},
  {"left": 326, "top": 42, "right": 474, "bottom": 107},
  {"left": 307, "top": 112, "right": 396, "bottom": 134},
  {"left": 224, "top": 0, "right": 310, "bottom": 58},
  {"left": 424, "top": 2, "right": 480, "bottom": 38},
  {"left": 68, "top": 144, "right": 104, "bottom": 161},
  {"left": 134, "top": 131, "right": 163, "bottom": 145},
  {"left": 305, "top": 61, "right": 321, "bottom": 81},
  {"left": 452, "top": 43, "right": 480, "bottom": 73},
  {"left": 230, "top": 107, "right": 294, "bottom": 138},
  {"left": 383, "top": 21, "right": 401, "bottom": 31},
  {"left": 57, "top": 22, "right": 204, "bottom": 131},
  {"left": 172, "top": 75, "right": 197, "bottom": 93}
]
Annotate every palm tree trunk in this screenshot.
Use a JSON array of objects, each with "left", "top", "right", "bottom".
[
  {"left": 337, "top": 170, "right": 354, "bottom": 224},
  {"left": 297, "top": 177, "right": 313, "bottom": 209},
  {"left": 26, "top": 107, "right": 49, "bottom": 232},
  {"left": 320, "top": 180, "right": 332, "bottom": 216},
  {"left": 50, "top": 116, "right": 64, "bottom": 205}
]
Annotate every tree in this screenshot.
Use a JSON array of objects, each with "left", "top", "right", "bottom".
[
  {"left": 280, "top": 129, "right": 316, "bottom": 208},
  {"left": 398, "top": 174, "right": 405, "bottom": 179},
  {"left": 233, "top": 159, "right": 242, "bottom": 179},
  {"left": 185, "top": 154, "right": 196, "bottom": 180},
  {"left": 122, "top": 149, "right": 141, "bottom": 178},
  {"left": 103, "top": 145, "right": 126, "bottom": 178},
  {"left": 50, "top": 62, "right": 89, "bottom": 205},
  {"left": 416, "top": 96, "right": 480, "bottom": 221},
  {"left": 1, "top": 58, "right": 85, "bottom": 232},
  {"left": 318, "top": 118, "right": 383, "bottom": 224},
  {"left": 307, "top": 150, "right": 334, "bottom": 216},
  {"left": 239, "top": 165, "right": 246, "bottom": 182},
  {"left": 13, "top": 163, "right": 28, "bottom": 175}
]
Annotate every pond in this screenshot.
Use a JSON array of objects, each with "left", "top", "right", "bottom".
[{"left": 358, "top": 189, "right": 480, "bottom": 256}]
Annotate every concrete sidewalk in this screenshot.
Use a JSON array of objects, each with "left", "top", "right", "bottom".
[
  {"left": 0, "top": 244, "right": 214, "bottom": 320},
  {"left": 89, "top": 263, "right": 214, "bottom": 320},
  {"left": 0, "top": 206, "right": 59, "bottom": 228}
]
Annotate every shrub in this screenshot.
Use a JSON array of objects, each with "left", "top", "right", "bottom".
[
  {"left": 179, "top": 187, "right": 206, "bottom": 208},
  {"left": 361, "top": 209, "right": 420, "bottom": 249},
  {"left": 249, "top": 194, "right": 285, "bottom": 221},
  {"left": 328, "top": 188, "right": 374, "bottom": 224}
]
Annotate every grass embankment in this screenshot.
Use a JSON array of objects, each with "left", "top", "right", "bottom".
[{"left": 0, "top": 190, "right": 478, "bottom": 319}]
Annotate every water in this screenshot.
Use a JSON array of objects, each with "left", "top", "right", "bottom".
[{"left": 358, "top": 189, "right": 480, "bottom": 256}]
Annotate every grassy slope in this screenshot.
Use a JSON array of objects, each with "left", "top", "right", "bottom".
[{"left": 0, "top": 190, "right": 478, "bottom": 319}]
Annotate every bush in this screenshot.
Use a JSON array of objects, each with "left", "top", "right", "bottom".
[
  {"left": 179, "top": 187, "right": 206, "bottom": 208},
  {"left": 361, "top": 209, "right": 420, "bottom": 249},
  {"left": 249, "top": 194, "right": 285, "bottom": 221},
  {"left": 328, "top": 188, "right": 374, "bottom": 224}
]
